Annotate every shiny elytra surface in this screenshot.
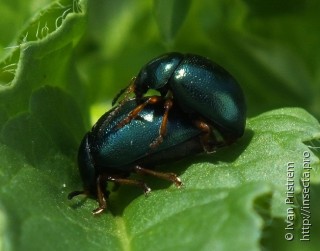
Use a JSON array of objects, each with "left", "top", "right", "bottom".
[
  {"left": 170, "top": 54, "right": 246, "bottom": 137},
  {"left": 89, "top": 99, "right": 201, "bottom": 168}
]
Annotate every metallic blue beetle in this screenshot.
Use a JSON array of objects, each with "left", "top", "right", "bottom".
[
  {"left": 68, "top": 99, "right": 224, "bottom": 214},
  {"left": 113, "top": 52, "right": 246, "bottom": 150}
]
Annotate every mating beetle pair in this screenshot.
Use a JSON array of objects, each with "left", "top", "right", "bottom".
[{"left": 69, "top": 52, "right": 246, "bottom": 214}]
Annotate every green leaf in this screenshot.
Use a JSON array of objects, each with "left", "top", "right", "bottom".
[
  {"left": 1, "top": 86, "right": 86, "bottom": 164},
  {"left": 0, "top": 0, "right": 86, "bottom": 116},
  {"left": 125, "top": 183, "right": 270, "bottom": 251},
  {"left": 1, "top": 112, "right": 53, "bottom": 166},
  {"left": 29, "top": 86, "right": 86, "bottom": 155}
]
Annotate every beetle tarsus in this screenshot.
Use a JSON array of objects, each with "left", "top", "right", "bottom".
[
  {"left": 92, "top": 175, "right": 108, "bottom": 215},
  {"left": 107, "top": 176, "right": 152, "bottom": 195},
  {"left": 92, "top": 205, "right": 106, "bottom": 215},
  {"left": 134, "top": 166, "right": 182, "bottom": 187},
  {"left": 144, "top": 186, "right": 152, "bottom": 195}
]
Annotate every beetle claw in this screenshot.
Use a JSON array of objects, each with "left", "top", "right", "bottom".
[
  {"left": 92, "top": 206, "right": 106, "bottom": 215},
  {"left": 144, "top": 186, "right": 152, "bottom": 196},
  {"left": 172, "top": 175, "right": 182, "bottom": 187}
]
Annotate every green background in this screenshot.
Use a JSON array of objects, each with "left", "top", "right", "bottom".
[{"left": 0, "top": 0, "right": 320, "bottom": 250}]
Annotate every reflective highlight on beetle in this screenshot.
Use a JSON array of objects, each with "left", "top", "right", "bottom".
[{"left": 69, "top": 52, "right": 246, "bottom": 214}]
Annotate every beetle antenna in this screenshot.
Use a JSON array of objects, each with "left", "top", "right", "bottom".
[
  {"left": 99, "top": 78, "right": 137, "bottom": 134},
  {"left": 112, "top": 87, "right": 127, "bottom": 106},
  {"left": 112, "top": 77, "right": 136, "bottom": 106}
]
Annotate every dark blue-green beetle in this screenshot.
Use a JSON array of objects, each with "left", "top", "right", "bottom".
[
  {"left": 113, "top": 52, "right": 246, "bottom": 150},
  {"left": 68, "top": 99, "right": 225, "bottom": 214}
]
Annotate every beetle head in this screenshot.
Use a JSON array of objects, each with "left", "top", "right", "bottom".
[{"left": 134, "top": 52, "right": 184, "bottom": 96}]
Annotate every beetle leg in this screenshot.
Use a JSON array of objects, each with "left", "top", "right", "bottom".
[
  {"left": 116, "top": 96, "right": 163, "bottom": 129},
  {"left": 193, "top": 119, "right": 226, "bottom": 153},
  {"left": 107, "top": 176, "right": 151, "bottom": 195},
  {"left": 193, "top": 120, "right": 217, "bottom": 153},
  {"left": 149, "top": 98, "right": 173, "bottom": 149},
  {"left": 92, "top": 175, "right": 108, "bottom": 215},
  {"left": 134, "top": 166, "right": 182, "bottom": 187}
]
